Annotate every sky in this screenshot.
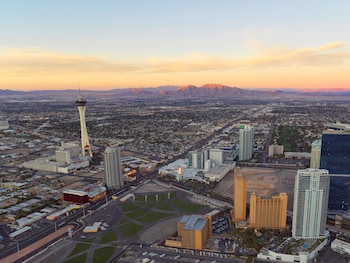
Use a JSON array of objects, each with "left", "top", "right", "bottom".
[{"left": 1, "top": 0, "right": 350, "bottom": 91}]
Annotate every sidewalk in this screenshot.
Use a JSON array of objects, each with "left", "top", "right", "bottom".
[{"left": 0, "top": 225, "right": 73, "bottom": 263}]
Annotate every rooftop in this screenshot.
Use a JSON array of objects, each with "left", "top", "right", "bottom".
[{"left": 181, "top": 214, "right": 208, "bottom": 231}]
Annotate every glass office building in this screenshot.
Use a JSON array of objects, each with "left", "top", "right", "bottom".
[{"left": 320, "top": 132, "right": 350, "bottom": 212}]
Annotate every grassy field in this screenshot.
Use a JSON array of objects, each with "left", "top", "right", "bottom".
[
  {"left": 278, "top": 125, "right": 298, "bottom": 152},
  {"left": 138, "top": 211, "right": 173, "bottom": 223},
  {"left": 93, "top": 246, "right": 116, "bottom": 263},
  {"left": 156, "top": 200, "right": 174, "bottom": 211},
  {"left": 126, "top": 207, "right": 148, "bottom": 219},
  {"left": 120, "top": 202, "right": 139, "bottom": 212},
  {"left": 135, "top": 194, "right": 159, "bottom": 202},
  {"left": 100, "top": 229, "right": 117, "bottom": 244},
  {"left": 68, "top": 237, "right": 95, "bottom": 257},
  {"left": 64, "top": 253, "right": 87, "bottom": 263},
  {"left": 119, "top": 222, "right": 144, "bottom": 238},
  {"left": 118, "top": 216, "right": 129, "bottom": 225},
  {"left": 170, "top": 198, "right": 205, "bottom": 213},
  {"left": 135, "top": 195, "right": 147, "bottom": 202}
]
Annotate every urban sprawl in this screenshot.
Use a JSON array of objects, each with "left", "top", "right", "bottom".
[{"left": 0, "top": 94, "right": 349, "bottom": 263}]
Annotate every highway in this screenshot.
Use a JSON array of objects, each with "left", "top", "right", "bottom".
[
  {"left": 0, "top": 122, "right": 234, "bottom": 261},
  {"left": 0, "top": 171, "right": 154, "bottom": 261}
]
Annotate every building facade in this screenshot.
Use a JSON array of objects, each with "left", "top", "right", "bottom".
[
  {"left": 209, "top": 148, "right": 224, "bottom": 165},
  {"left": 239, "top": 125, "right": 254, "bottom": 161},
  {"left": 234, "top": 167, "right": 247, "bottom": 222},
  {"left": 103, "top": 147, "right": 124, "bottom": 189},
  {"left": 320, "top": 131, "right": 350, "bottom": 174},
  {"left": 292, "top": 169, "right": 330, "bottom": 239},
  {"left": 250, "top": 193, "right": 288, "bottom": 229},
  {"left": 310, "top": 139, "right": 321, "bottom": 169},
  {"left": 268, "top": 144, "right": 284, "bottom": 157},
  {"left": 320, "top": 130, "right": 350, "bottom": 212},
  {"left": 178, "top": 214, "right": 209, "bottom": 250},
  {"left": 188, "top": 150, "right": 204, "bottom": 169}
]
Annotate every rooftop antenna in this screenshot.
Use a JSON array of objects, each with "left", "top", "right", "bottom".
[{"left": 77, "top": 81, "right": 82, "bottom": 100}]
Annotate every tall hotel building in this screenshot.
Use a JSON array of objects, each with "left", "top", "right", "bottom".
[
  {"left": 103, "top": 147, "right": 124, "bottom": 189},
  {"left": 320, "top": 127, "right": 350, "bottom": 212},
  {"left": 188, "top": 151, "right": 204, "bottom": 169},
  {"left": 250, "top": 193, "right": 288, "bottom": 229},
  {"left": 234, "top": 167, "right": 247, "bottom": 222},
  {"left": 310, "top": 139, "right": 321, "bottom": 169},
  {"left": 239, "top": 125, "right": 254, "bottom": 161},
  {"left": 209, "top": 148, "right": 224, "bottom": 165},
  {"left": 292, "top": 169, "right": 330, "bottom": 239}
]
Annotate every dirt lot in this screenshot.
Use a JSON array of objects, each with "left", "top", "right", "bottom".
[{"left": 213, "top": 167, "right": 296, "bottom": 210}]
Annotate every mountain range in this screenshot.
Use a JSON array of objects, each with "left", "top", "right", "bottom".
[{"left": 1, "top": 84, "right": 350, "bottom": 99}]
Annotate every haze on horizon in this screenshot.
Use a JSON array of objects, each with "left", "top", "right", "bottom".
[{"left": 1, "top": 1, "right": 350, "bottom": 92}]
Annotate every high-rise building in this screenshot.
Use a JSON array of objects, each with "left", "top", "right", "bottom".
[
  {"left": 268, "top": 144, "right": 284, "bottom": 157},
  {"left": 209, "top": 148, "right": 224, "bottom": 165},
  {"left": 250, "top": 193, "right": 288, "bottom": 229},
  {"left": 239, "top": 125, "right": 254, "bottom": 161},
  {"left": 103, "top": 147, "right": 124, "bottom": 189},
  {"left": 310, "top": 139, "right": 321, "bottom": 169},
  {"left": 75, "top": 96, "right": 92, "bottom": 157},
  {"left": 320, "top": 128, "right": 350, "bottom": 212},
  {"left": 234, "top": 167, "right": 247, "bottom": 222},
  {"left": 177, "top": 214, "right": 209, "bottom": 250},
  {"left": 292, "top": 169, "right": 330, "bottom": 239},
  {"left": 188, "top": 151, "right": 204, "bottom": 169},
  {"left": 320, "top": 129, "right": 350, "bottom": 174}
]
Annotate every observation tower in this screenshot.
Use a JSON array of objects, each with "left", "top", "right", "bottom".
[{"left": 75, "top": 95, "right": 92, "bottom": 157}]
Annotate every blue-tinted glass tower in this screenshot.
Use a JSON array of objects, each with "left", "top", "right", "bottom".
[{"left": 320, "top": 131, "right": 350, "bottom": 212}]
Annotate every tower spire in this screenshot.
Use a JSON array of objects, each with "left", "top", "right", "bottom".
[{"left": 75, "top": 86, "right": 93, "bottom": 157}]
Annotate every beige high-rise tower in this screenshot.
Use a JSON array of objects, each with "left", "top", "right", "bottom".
[
  {"left": 250, "top": 193, "right": 288, "bottom": 229},
  {"left": 234, "top": 167, "right": 247, "bottom": 222}
]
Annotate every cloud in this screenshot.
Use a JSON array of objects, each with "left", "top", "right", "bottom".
[
  {"left": 1, "top": 42, "right": 349, "bottom": 77},
  {"left": 0, "top": 47, "right": 142, "bottom": 75},
  {"left": 148, "top": 41, "right": 350, "bottom": 73}
]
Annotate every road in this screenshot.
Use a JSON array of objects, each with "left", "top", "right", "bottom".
[
  {"left": 0, "top": 171, "right": 154, "bottom": 261},
  {"left": 0, "top": 121, "right": 234, "bottom": 261},
  {"left": 260, "top": 118, "right": 277, "bottom": 163}
]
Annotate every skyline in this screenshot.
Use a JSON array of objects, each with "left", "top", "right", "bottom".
[{"left": 1, "top": 1, "right": 350, "bottom": 91}]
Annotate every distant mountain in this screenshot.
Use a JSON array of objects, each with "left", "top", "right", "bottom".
[
  {"left": 301, "top": 91, "right": 350, "bottom": 96},
  {"left": 172, "top": 83, "right": 284, "bottom": 98},
  {"left": 0, "top": 89, "right": 24, "bottom": 95},
  {"left": 1, "top": 85, "right": 350, "bottom": 100}
]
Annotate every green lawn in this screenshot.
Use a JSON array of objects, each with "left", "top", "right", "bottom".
[
  {"left": 156, "top": 200, "right": 174, "bottom": 211},
  {"left": 170, "top": 198, "right": 205, "bottom": 213},
  {"left": 136, "top": 194, "right": 158, "bottom": 202},
  {"left": 120, "top": 202, "right": 139, "bottom": 213},
  {"left": 119, "top": 222, "right": 144, "bottom": 238},
  {"left": 278, "top": 125, "right": 298, "bottom": 151},
  {"left": 118, "top": 216, "right": 129, "bottom": 225},
  {"left": 68, "top": 237, "right": 95, "bottom": 257},
  {"left": 147, "top": 195, "right": 157, "bottom": 202},
  {"left": 145, "top": 201, "right": 157, "bottom": 208},
  {"left": 139, "top": 211, "right": 173, "bottom": 223},
  {"left": 100, "top": 229, "right": 117, "bottom": 244},
  {"left": 64, "top": 253, "right": 87, "bottom": 263},
  {"left": 126, "top": 207, "right": 148, "bottom": 219},
  {"left": 135, "top": 195, "right": 147, "bottom": 202},
  {"left": 93, "top": 246, "right": 116, "bottom": 263}
]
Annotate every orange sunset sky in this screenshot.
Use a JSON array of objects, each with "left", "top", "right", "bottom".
[{"left": 1, "top": 1, "right": 350, "bottom": 91}]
